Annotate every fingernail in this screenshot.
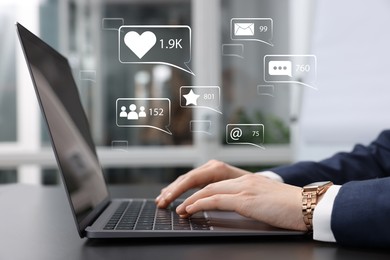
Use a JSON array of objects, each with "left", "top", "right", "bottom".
[
  {"left": 155, "top": 195, "right": 161, "bottom": 202},
  {"left": 176, "top": 204, "right": 183, "bottom": 213},
  {"left": 157, "top": 198, "right": 166, "bottom": 208},
  {"left": 166, "top": 192, "right": 172, "bottom": 200},
  {"left": 186, "top": 205, "right": 193, "bottom": 212}
]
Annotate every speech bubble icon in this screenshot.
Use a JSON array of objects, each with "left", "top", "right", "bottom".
[
  {"left": 231, "top": 18, "right": 273, "bottom": 46},
  {"left": 264, "top": 55, "right": 318, "bottom": 89},
  {"left": 222, "top": 44, "right": 244, "bottom": 59},
  {"left": 190, "top": 120, "right": 212, "bottom": 135},
  {"left": 118, "top": 25, "right": 194, "bottom": 75},
  {"left": 116, "top": 98, "right": 171, "bottom": 135},
  {"left": 268, "top": 61, "right": 292, "bottom": 77},
  {"left": 102, "top": 18, "right": 124, "bottom": 30},
  {"left": 79, "top": 70, "right": 96, "bottom": 82},
  {"left": 111, "top": 140, "right": 128, "bottom": 152},
  {"left": 180, "top": 86, "right": 222, "bottom": 114},
  {"left": 226, "top": 124, "right": 265, "bottom": 149},
  {"left": 257, "top": 85, "right": 274, "bottom": 97}
]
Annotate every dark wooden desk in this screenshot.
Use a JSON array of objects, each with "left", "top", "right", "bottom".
[{"left": 1, "top": 184, "right": 389, "bottom": 260}]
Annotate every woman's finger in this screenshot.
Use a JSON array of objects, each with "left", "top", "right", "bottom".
[{"left": 176, "top": 178, "right": 243, "bottom": 214}]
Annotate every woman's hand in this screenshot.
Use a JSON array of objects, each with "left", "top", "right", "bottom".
[
  {"left": 176, "top": 174, "right": 307, "bottom": 231},
  {"left": 155, "top": 160, "right": 307, "bottom": 231},
  {"left": 155, "top": 160, "right": 249, "bottom": 208}
]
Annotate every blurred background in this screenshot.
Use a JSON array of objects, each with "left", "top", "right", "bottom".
[{"left": 1, "top": 0, "right": 389, "bottom": 185}]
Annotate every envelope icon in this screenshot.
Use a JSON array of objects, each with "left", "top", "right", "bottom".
[{"left": 234, "top": 23, "right": 255, "bottom": 36}]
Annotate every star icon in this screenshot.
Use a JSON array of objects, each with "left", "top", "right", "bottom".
[{"left": 183, "top": 89, "right": 200, "bottom": 106}]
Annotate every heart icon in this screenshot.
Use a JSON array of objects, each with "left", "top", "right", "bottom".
[{"left": 124, "top": 31, "right": 157, "bottom": 59}]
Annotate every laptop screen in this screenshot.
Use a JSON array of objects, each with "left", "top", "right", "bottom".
[{"left": 17, "top": 23, "right": 109, "bottom": 236}]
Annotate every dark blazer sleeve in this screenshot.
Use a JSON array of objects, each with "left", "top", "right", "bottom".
[
  {"left": 331, "top": 177, "right": 390, "bottom": 247},
  {"left": 271, "top": 130, "right": 390, "bottom": 186},
  {"left": 270, "top": 130, "right": 390, "bottom": 247}
]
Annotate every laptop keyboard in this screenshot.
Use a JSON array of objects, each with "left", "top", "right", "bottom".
[{"left": 103, "top": 200, "right": 210, "bottom": 231}]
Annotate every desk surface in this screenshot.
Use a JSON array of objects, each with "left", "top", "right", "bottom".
[{"left": 1, "top": 184, "right": 389, "bottom": 260}]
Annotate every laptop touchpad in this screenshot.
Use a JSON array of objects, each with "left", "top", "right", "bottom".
[{"left": 205, "top": 211, "right": 284, "bottom": 231}]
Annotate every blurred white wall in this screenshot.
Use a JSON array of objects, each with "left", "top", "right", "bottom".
[{"left": 297, "top": 0, "right": 390, "bottom": 161}]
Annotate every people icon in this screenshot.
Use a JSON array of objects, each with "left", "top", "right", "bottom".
[
  {"left": 139, "top": 106, "right": 146, "bottom": 118},
  {"left": 127, "top": 104, "right": 139, "bottom": 120},
  {"left": 119, "top": 106, "right": 127, "bottom": 118},
  {"left": 118, "top": 103, "right": 148, "bottom": 121}
]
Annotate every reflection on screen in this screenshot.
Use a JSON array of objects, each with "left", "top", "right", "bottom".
[{"left": 18, "top": 25, "right": 108, "bottom": 228}]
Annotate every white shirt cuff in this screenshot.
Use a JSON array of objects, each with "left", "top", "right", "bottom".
[
  {"left": 313, "top": 185, "right": 341, "bottom": 242},
  {"left": 256, "top": 171, "right": 284, "bottom": 183}
]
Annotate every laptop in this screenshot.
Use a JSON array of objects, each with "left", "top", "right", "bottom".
[{"left": 16, "top": 22, "right": 303, "bottom": 238}]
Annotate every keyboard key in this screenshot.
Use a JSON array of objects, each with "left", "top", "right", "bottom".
[
  {"left": 154, "top": 225, "right": 172, "bottom": 230},
  {"left": 103, "top": 226, "right": 115, "bottom": 230},
  {"left": 116, "top": 226, "right": 133, "bottom": 230},
  {"left": 104, "top": 200, "right": 211, "bottom": 232},
  {"left": 192, "top": 224, "right": 210, "bottom": 230},
  {"left": 135, "top": 224, "right": 153, "bottom": 230},
  {"left": 173, "top": 225, "right": 191, "bottom": 230},
  {"left": 135, "top": 226, "right": 153, "bottom": 230}
]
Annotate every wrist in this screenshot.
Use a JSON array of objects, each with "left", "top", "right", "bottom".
[
  {"left": 292, "top": 186, "right": 309, "bottom": 231},
  {"left": 301, "top": 181, "right": 333, "bottom": 231}
]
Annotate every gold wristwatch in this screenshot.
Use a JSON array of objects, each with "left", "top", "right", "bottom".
[{"left": 302, "top": 181, "right": 333, "bottom": 231}]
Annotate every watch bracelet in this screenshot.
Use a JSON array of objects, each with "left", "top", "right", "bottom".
[{"left": 302, "top": 191, "right": 317, "bottom": 230}]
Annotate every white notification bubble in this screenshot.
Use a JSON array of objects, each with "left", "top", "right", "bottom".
[
  {"left": 257, "top": 85, "right": 274, "bottom": 97},
  {"left": 180, "top": 86, "right": 222, "bottom": 114},
  {"left": 111, "top": 140, "right": 128, "bottom": 152},
  {"left": 268, "top": 61, "right": 292, "bottom": 77},
  {"left": 231, "top": 18, "right": 274, "bottom": 46},
  {"left": 116, "top": 98, "right": 171, "bottom": 135},
  {"left": 190, "top": 120, "right": 212, "bottom": 135},
  {"left": 102, "top": 18, "right": 124, "bottom": 30},
  {"left": 264, "top": 55, "right": 317, "bottom": 90},
  {"left": 79, "top": 70, "right": 96, "bottom": 82},
  {"left": 226, "top": 124, "right": 265, "bottom": 149},
  {"left": 119, "top": 25, "right": 194, "bottom": 75},
  {"left": 222, "top": 44, "right": 244, "bottom": 59}
]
